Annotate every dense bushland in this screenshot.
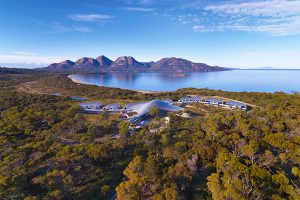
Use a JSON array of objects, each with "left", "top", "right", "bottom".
[{"left": 0, "top": 71, "right": 299, "bottom": 199}]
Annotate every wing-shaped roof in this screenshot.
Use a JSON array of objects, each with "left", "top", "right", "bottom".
[
  {"left": 80, "top": 102, "right": 103, "bottom": 107},
  {"left": 103, "top": 103, "right": 121, "bottom": 109},
  {"left": 180, "top": 96, "right": 202, "bottom": 101},
  {"left": 128, "top": 99, "right": 183, "bottom": 122},
  {"left": 226, "top": 101, "right": 247, "bottom": 107},
  {"left": 124, "top": 102, "right": 146, "bottom": 110},
  {"left": 205, "top": 97, "right": 224, "bottom": 103}
]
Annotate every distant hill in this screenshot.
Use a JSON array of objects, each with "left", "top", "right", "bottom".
[
  {"left": 149, "top": 57, "right": 222, "bottom": 72},
  {"left": 47, "top": 60, "right": 75, "bottom": 71},
  {"left": 43, "top": 55, "right": 227, "bottom": 72},
  {"left": 0, "top": 67, "right": 43, "bottom": 74}
]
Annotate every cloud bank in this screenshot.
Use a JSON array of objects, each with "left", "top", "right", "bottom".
[
  {"left": 191, "top": 0, "right": 300, "bottom": 36},
  {"left": 0, "top": 52, "right": 66, "bottom": 66}
]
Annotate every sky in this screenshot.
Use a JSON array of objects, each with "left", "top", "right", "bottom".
[{"left": 0, "top": 0, "right": 300, "bottom": 69}]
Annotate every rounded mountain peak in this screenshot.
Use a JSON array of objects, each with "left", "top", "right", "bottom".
[
  {"left": 111, "top": 56, "right": 148, "bottom": 70},
  {"left": 96, "top": 55, "right": 113, "bottom": 67},
  {"left": 75, "top": 57, "right": 96, "bottom": 64},
  {"left": 116, "top": 56, "right": 135, "bottom": 61},
  {"left": 114, "top": 56, "right": 138, "bottom": 65},
  {"left": 74, "top": 57, "right": 99, "bottom": 68},
  {"left": 61, "top": 60, "right": 75, "bottom": 65}
]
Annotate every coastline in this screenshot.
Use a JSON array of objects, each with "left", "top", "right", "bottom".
[
  {"left": 67, "top": 75, "right": 83, "bottom": 84},
  {"left": 67, "top": 75, "right": 161, "bottom": 94}
]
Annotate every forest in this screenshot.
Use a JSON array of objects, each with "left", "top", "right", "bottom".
[{"left": 0, "top": 69, "right": 300, "bottom": 199}]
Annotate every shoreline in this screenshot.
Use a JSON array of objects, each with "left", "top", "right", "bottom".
[
  {"left": 67, "top": 75, "right": 162, "bottom": 94},
  {"left": 68, "top": 75, "right": 83, "bottom": 84}
]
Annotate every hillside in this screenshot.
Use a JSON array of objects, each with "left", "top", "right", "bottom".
[{"left": 43, "top": 55, "right": 227, "bottom": 72}]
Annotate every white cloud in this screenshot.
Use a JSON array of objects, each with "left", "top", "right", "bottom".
[
  {"left": 0, "top": 52, "right": 66, "bottom": 65},
  {"left": 40, "top": 22, "right": 93, "bottom": 34},
  {"left": 204, "top": 0, "right": 300, "bottom": 16},
  {"left": 12, "top": 51, "right": 37, "bottom": 56},
  {"left": 124, "top": 7, "right": 155, "bottom": 12},
  {"left": 68, "top": 14, "right": 113, "bottom": 22},
  {"left": 193, "top": 25, "right": 222, "bottom": 32},
  {"left": 189, "top": 0, "right": 300, "bottom": 36},
  {"left": 193, "top": 17, "right": 300, "bottom": 36}
]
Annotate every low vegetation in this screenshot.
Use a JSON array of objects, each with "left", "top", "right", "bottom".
[{"left": 0, "top": 70, "right": 300, "bottom": 199}]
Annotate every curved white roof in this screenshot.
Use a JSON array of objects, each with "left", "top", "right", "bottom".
[
  {"left": 103, "top": 103, "right": 121, "bottom": 109},
  {"left": 80, "top": 102, "right": 103, "bottom": 107},
  {"left": 128, "top": 99, "right": 183, "bottom": 122},
  {"left": 180, "top": 96, "right": 202, "bottom": 101},
  {"left": 226, "top": 101, "right": 247, "bottom": 107}
]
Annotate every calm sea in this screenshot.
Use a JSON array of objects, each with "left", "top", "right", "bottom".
[{"left": 69, "top": 70, "right": 300, "bottom": 93}]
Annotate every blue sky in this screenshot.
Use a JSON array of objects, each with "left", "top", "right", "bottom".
[{"left": 0, "top": 0, "right": 300, "bottom": 68}]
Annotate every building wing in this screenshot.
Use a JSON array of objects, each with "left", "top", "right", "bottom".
[{"left": 129, "top": 99, "right": 183, "bottom": 122}]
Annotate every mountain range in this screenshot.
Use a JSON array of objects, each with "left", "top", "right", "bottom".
[{"left": 44, "top": 55, "right": 227, "bottom": 72}]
